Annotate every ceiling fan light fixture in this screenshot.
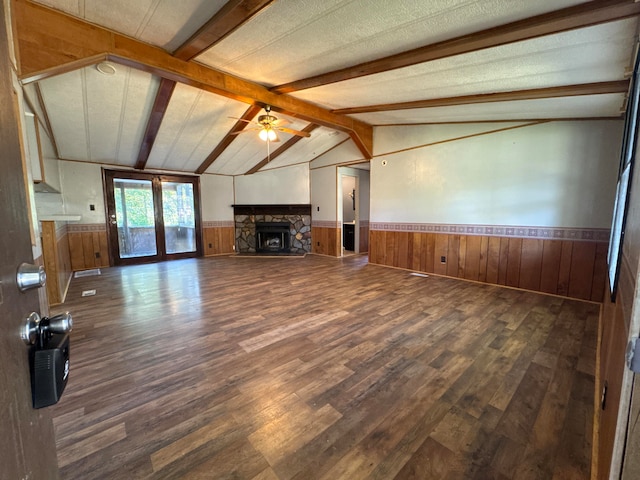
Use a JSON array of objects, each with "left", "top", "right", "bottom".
[{"left": 259, "top": 128, "right": 277, "bottom": 141}]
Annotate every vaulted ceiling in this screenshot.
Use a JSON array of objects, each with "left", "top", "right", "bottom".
[{"left": 13, "top": 0, "right": 640, "bottom": 176}]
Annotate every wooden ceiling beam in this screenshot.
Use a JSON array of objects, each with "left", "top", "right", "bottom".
[
  {"left": 245, "top": 124, "right": 319, "bottom": 175},
  {"left": 272, "top": 0, "right": 640, "bottom": 94},
  {"left": 134, "top": 78, "right": 176, "bottom": 170},
  {"left": 332, "top": 80, "right": 631, "bottom": 114},
  {"left": 195, "top": 104, "right": 262, "bottom": 174},
  {"left": 13, "top": 0, "right": 373, "bottom": 159},
  {"left": 173, "top": 0, "right": 275, "bottom": 61}
]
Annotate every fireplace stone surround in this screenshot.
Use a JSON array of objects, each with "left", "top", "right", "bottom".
[{"left": 233, "top": 204, "right": 312, "bottom": 255}]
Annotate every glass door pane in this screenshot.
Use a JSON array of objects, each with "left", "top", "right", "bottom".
[
  {"left": 114, "top": 178, "right": 157, "bottom": 259},
  {"left": 162, "top": 181, "right": 196, "bottom": 254}
]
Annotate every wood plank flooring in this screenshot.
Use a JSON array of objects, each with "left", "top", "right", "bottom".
[{"left": 50, "top": 254, "right": 599, "bottom": 479}]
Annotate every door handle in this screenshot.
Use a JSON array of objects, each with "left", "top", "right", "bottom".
[
  {"left": 22, "top": 312, "right": 73, "bottom": 346},
  {"left": 21, "top": 312, "right": 73, "bottom": 408},
  {"left": 16, "top": 262, "right": 46, "bottom": 291}
]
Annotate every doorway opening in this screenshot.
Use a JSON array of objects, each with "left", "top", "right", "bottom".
[
  {"left": 338, "top": 165, "right": 370, "bottom": 257},
  {"left": 103, "top": 170, "right": 203, "bottom": 265}
]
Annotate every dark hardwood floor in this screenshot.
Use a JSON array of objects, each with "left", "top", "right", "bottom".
[{"left": 50, "top": 254, "right": 598, "bottom": 479}]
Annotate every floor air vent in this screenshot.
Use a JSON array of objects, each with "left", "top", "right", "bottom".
[{"left": 74, "top": 269, "right": 101, "bottom": 278}]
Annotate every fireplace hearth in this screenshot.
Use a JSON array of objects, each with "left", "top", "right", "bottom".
[{"left": 255, "top": 222, "right": 290, "bottom": 253}]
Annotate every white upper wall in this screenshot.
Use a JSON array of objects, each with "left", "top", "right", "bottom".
[
  {"left": 59, "top": 161, "right": 105, "bottom": 223},
  {"left": 310, "top": 166, "right": 337, "bottom": 222},
  {"left": 234, "top": 164, "right": 309, "bottom": 205},
  {"left": 371, "top": 120, "right": 623, "bottom": 228},
  {"left": 51, "top": 120, "right": 622, "bottom": 230},
  {"left": 200, "top": 174, "right": 234, "bottom": 221},
  {"left": 57, "top": 161, "right": 234, "bottom": 223}
]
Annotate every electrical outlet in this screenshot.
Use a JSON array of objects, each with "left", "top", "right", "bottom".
[
  {"left": 440, "top": 256, "right": 446, "bottom": 263},
  {"left": 95, "top": 252, "right": 100, "bottom": 258},
  {"left": 208, "top": 243, "right": 212, "bottom": 248},
  {"left": 89, "top": 204, "right": 95, "bottom": 211},
  {"left": 317, "top": 206, "right": 320, "bottom": 212},
  {"left": 317, "top": 241, "right": 320, "bottom": 246}
]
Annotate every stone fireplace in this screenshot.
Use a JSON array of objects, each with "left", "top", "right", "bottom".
[{"left": 233, "top": 205, "right": 312, "bottom": 255}]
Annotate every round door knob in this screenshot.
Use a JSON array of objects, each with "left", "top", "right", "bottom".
[{"left": 21, "top": 312, "right": 41, "bottom": 345}]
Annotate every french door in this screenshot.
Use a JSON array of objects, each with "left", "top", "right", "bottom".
[{"left": 103, "top": 169, "right": 203, "bottom": 265}]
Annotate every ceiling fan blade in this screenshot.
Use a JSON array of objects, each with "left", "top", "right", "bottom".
[
  {"left": 228, "top": 116, "right": 253, "bottom": 123},
  {"left": 229, "top": 129, "right": 257, "bottom": 135},
  {"left": 277, "top": 127, "right": 311, "bottom": 137}
]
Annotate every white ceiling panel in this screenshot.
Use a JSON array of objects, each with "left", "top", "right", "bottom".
[
  {"left": 207, "top": 134, "right": 268, "bottom": 176},
  {"left": 33, "top": 0, "right": 228, "bottom": 52},
  {"left": 373, "top": 123, "right": 531, "bottom": 156},
  {"left": 38, "top": 69, "right": 88, "bottom": 160},
  {"left": 261, "top": 128, "right": 349, "bottom": 172},
  {"left": 38, "top": 64, "right": 159, "bottom": 164},
  {"left": 292, "top": 20, "right": 637, "bottom": 110},
  {"left": 310, "top": 137, "right": 368, "bottom": 169},
  {"left": 196, "top": 0, "right": 587, "bottom": 87},
  {"left": 145, "top": 84, "right": 249, "bottom": 172},
  {"left": 350, "top": 94, "right": 626, "bottom": 125},
  {"left": 24, "top": 0, "right": 639, "bottom": 176}
]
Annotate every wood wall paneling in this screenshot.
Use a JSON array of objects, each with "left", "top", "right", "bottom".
[
  {"left": 359, "top": 224, "right": 369, "bottom": 253},
  {"left": 591, "top": 243, "right": 608, "bottom": 302},
  {"left": 57, "top": 229, "right": 72, "bottom": 301},
  {"left": 82, "top": 233, "right": 94, "bottom": 268},
  {"left": 539, "top": 240, "right": 562, "bottom": 294},
  {"left": 598, "top": 280, "right": 631, "bottom": 478},
  {"left": 41, "top": 222, "right": 60, "bottom": 304},
  {"left": 396, "top": 232, "right": 409, "bottom": 269},
  {"left": 424, "top": 233, "right": 435, "bottom": 273},
  {"left": 486, "top": 236, "right": 501, "bottom": 284},
  {"left": 434, "top": 234, "right": 448, "bottom": 276},
  {"left": 463, "top": 235, "right": 481, "bottom": 281},
  {"left": 445, "top": 235, "right": 458, "bottom": 277},
  {"left": 368, "top": 231, "right": 607, "bottom": 302},
  {"left": 518, "top": 239, "right": 543, "bottom": 291},
  {"left": 68, "top": 230, "right": 109, "bottom": 271},
  {"left": 557, "top": 241, "right": 573, "bottom": 297},
  {"left": 40, "top": 221, "right": 73, "bottom": 305},
  {"left": 203, "top": 227, "right": 235, "bottom": 256},
  {"left": 457, "top": 235, "right": 467, "bottom": 278},
  {"left": 478, "top": 236, "right": 489, "bottom": 283},
  {"left": 505, "top": 238, "right": 523, "bottom": 287},
  {"left": 497, "top": 237, "right": 510, "bottom": 285},
  {"left": 312, "top": 226, "right": 339, "bottom": 257},
  {"left": 568, "top": 242, "right": 597, "bottom": 301}
]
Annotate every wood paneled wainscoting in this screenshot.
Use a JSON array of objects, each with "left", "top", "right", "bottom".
[
  {"left": 369, "top": 225, "right": 609, "bottom": 302},
  {"left": 68, "top": 223, "right": 110, "bottom": 271},
  {"left": 203, "top": 221, "right": 235, "bottom": 256},
  {"left": 68, "top": 222, "right": 237, "bottom": 265},
  {"left": 359, "top": 220, "right": 369, "bottom": 253},
  {"left": 40, "top": 221, "right": 73, "bottom": 305},
  {"left": 312, "top": 221, "right": 340, "bottom": 256}
]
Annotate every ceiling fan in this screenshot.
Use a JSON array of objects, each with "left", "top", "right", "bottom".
[{"left": 230, "top": 105, "right": 312, "bottom": 143}]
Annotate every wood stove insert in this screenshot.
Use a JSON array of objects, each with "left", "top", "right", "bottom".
[{"left": 255, "top": 222, "right": 291, "bottom": 253}]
